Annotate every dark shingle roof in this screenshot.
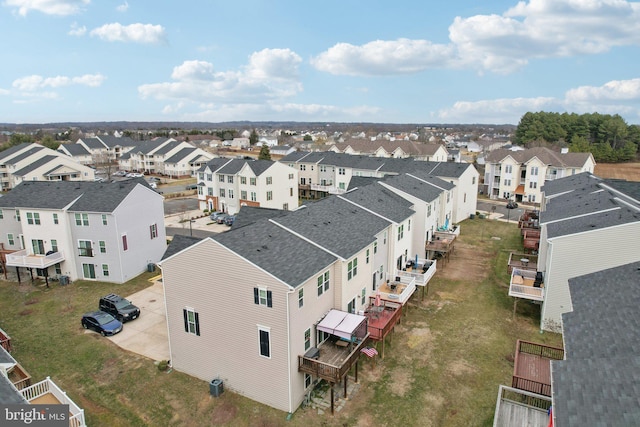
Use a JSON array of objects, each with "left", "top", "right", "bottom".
[
  {"left": 340, "top": 184, "right": 414, "bottom": 224},
  {"left": 0, "top": 143, "right": 33, "bottom": 162},
  {"left": 164, "top": 147, "right": 196, "bottom": 163},
  {"left": 13, "top": 155, "right": 59, "bottom": 176},
  {"left": 213, "top": 220, "right": 337, "bottom": 287},
  {"left": 272, "top": 196, "right": 390, "bottom": 259},
  {"left": 80, "top": 137, "right": 106, "bottom": 149},
  {"left": 247, "top": 160, "right": 275, "bottom": 176},
  {"left": 217, "top": 159, "right": 247, "bottom": 175},
  {"left": 0, "top": 179, "right": 152, "bottom": 212},
  {"left": 4, "top": 146, "right": 44, "bottom": 164},
  {"left": 203, "top": 158, "right": 232, "bottom": 173},
  {"left": 230, "top": 206, "right": 286, "bottom": 229},
  {"left": 152, "top": 139, "right": 182, "bottom": 155},
  {"left": 541, "top": 172, "right": 600, "bottom": 197},
  {"left": 546, "top": 204, "right": 640, "bottom": 238},
  {"left": 162, "top": 234, "right": 203, "bottom": 260},
  {"left": 59, "top": 143, "right": 91, "bottom": 156},
  {"left": 381, "top": 174, "right": 447, "bottom": 204},
  {"left": 551, "top": 262, "right": 640, "bottom": 427},
  {"left": 96, "top": 135, "right": 136, "bottom": 148}
]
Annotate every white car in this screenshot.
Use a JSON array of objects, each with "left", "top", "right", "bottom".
[
  {"left": 126, "top": 172, "right": 144, "bottom": 178},
  {"left": 147, "top": 182, "right": 157, "bottom": 189},
  {"left": 112, "top": 171, "right": 127, "bottom": 177}
]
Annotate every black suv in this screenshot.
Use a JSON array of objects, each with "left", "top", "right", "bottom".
[{"left": 99, "top": 294, "right": 140, "bottom": 322}]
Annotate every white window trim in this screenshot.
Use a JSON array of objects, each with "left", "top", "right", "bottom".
[{"left": 257, "top": 325, "right": 271, "bottom": 359}]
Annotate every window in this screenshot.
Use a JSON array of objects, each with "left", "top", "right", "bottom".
[
  {"left": 15, "top": 210, "right": 20, "bottom": 222},
  {"left": 251, "top": 192, "right": 257, "bottom": 201},
  {"left": 258, "top": 327, "right": 271, "bottom": 358},
  {"left": 366, "top": 249, "right": 370, "bottom": 264},
  {"left": 283, "top": 203, "right": 288, "bottom": 211},
  {"left": 26, "top": 212, "right": 41, "bottom": 225},
  {"left": 75, "top": 213, "right": 89, "bottom": 226},
  {"left": 227, "top": 176, "right": 233, "bottom": 184},
  {"left": 531, "top": 166, "right": 539, "bottom": 176},
  {"left": 99, "top": 241, "right": 106, "bottom": 253},
  {"left": 338, "top": 168, "right": 345, "bottom": 175},
  {"left": 298, "top": 288, "right": 304, "bottom": 308},
  {"left": 361, "top": 287, "right": 366, "bottom": 305},
  {"left": 529, "top": 182, "right": 537, "bottom": 189},
  {"left": 300, "top": 165, "right": 306, "bottom": 171},
  {"left": 253, "top": 287, "right": 273, "bottom": 307},
  {"left": 54, "top": 263, "right": 61, "bottom": 275},
  {"left": 207, "top": 173, "right": 213, "bottom": 181},
  {"left": 290, "top": 188, "right": 293, "bottom": 197},
  {"left": 374, "top": 240, "right": 378, "bottom": 254},
  {"left": 219, "top": 188, "right": 225, "bottom": 198},
  {"left": 183, "top": 308, "right": 200, "bottom": 336},
  {"left": 348, "top": 258, "right": 358, "bottom": 280},
  {"left": 240, "top": 176, "right": 247, "bottom": 184},
  {"left": 383, "top": 231, "right": 387, "bottom": 244},
  {"left": 208, "top": 188, "right": 214, "bottom": 196},
  {"left": 472, "top": 176, "right": 476, "bottom": 185},
  {"left": 250, "top": 177, "right": 256, "bottom": 186},
  {"left": 219, "top": 175, "right": 225, "bottom": 182},
  {"left": 397, "top": 224, "right": 404, "bottom": 241},
  {"left": 122, "top": 234, "right": 128, "bottom": 251},
  {"left": 150, "top": 223, "right": 158, "bottom": 239},
  {"left": 288, "top": 173, "right": 294, "bottom": 179},
  {"left": 228, "top": 189, "right": 234, "bottom": 199},
  {"left": 102, "top": 264, "right": 109, "bottom": 277},
  {"left": 339, "top": 182, "right": 345, "bottom": 190},
  {"left": 379, "top": 265, "right": 384, "bottom": 280},
  {"left": 51, "top": 239, "right": 58, "bottom": 252},
  {"left": 241, "top": 190, "right": 247, "bottom": 200},
  {"left": 31, "top": 239, "right": 45, "bottom": 255},
  {"left": 0, "top": 210, "right": 3, "bottom": 219},
  {"left": 408, "top": 219, "right": 411, "bottom": 231},
  {"left": 53, "top": 213, "right": 59, "bottom": 224},
  {"left": 7, "top": 234, "right": 14, "bottom": 245},
  {"left": 266, "top": 191, "right": 273, "bottom": 201},
  {"left": 504, "top": 179, "right": 511, "bottom": 186},
  {"left": 266, "top": 176, "right": 272, "bottom": 185},
  {"left": 78, "top": 240, "right": 93, "bottom": 257},
  {"left": 82, "top": 263, "right": 96, "bottom": 279},
  {"left": 320, "top": 165, "right": 326, "bottom": 172},
  {"left": 305, "top": 373, "right": 312, "bottom": 389},
  {"left": 317, "top": 271, "right": 330, "bottom": 296},
  {"left": 505, "top": 165, "right": 512, "bottom": 174},
  {"left": 101, "top": 214, "right": 107, "bottom": 225},
  {"left": 300, "top": 178, "right": 306, "bottom": 185},
  {"left": 304, "top": 328, "right": 311, "bottom": 351}
]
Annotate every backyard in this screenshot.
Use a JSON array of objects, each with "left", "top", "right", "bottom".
[{"left": 0, "top": 218, "right": 562, "bottom": 426}]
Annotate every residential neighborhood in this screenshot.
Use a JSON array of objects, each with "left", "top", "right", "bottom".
[{"left": 0, "top": 125, "right": 638, "bottom": 427}]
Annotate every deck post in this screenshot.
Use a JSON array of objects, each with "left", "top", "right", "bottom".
[
  {"left": 513, "top": 299, "right": 518, "bottom": 319},
  {"left": 330, "top": 385, "right": 334, "bottom": 414},
  {"left": 355, "top": 360, "right": 358, "bottom": 383},
  {"left": 344, "top": 375, "right": 347, "bottom": 398},
  {"left": 16, "top": 267, "right": 21, "bottom": 283}
]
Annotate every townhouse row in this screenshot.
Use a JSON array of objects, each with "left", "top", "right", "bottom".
[
  {"left": 158, "top": 164, "right": 477, "bottom": 413},
  {"left": 0, "top": 179, "right": 167, "bottom": 284}
]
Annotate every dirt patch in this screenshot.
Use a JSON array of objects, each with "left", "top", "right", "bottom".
[
  {"left": 447, "top": 359, "right": 475, "bottom": 377},
  {"left": 595, "top": 162, "right": 640, "bottom": 181},
  {"left": 211, "top": 400, "right": 238, "bottom": 424},
  {"left": 387, "top": 368, "right": 413, "bottom": 397},
  {"left": 18, "top": 309, "right": 33, "bottom": 316},
  {"left": 436, "top": 242, "right": 488, "bottom": 282}
]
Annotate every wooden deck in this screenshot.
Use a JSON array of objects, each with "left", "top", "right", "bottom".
[
  {"left": 298, "top": 334, "right": 369, "bottom": 384},
  {"left": 425, "top": 235, "right": 456, "bottom": 265},
  {"left": 365, "top": 299, "right": 402, "bottom": 358},
  {"left": 30, "top": 392, "right": 60, "bottom": 405},
  {"left": 512, "top": 340, "right": 564, "bottom": 396},
  {"left": 493, "top": 385, "right": 551, "bottom": 427},
  {"left": 507, "top": 253, "right": 537, "bottom": 274}
]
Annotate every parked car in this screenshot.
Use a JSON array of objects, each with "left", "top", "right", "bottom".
[
  {"left": 215, "top": 213, "right": 230, "bottom": 224},
  {"left": 209, "top": 211, "right": 225, "bottom": 221},
  {"left": 224, "top": 215, "right": 236, "bottom": 226},
  {"left": 81, "top": 311, "right": 123, "bottom": 336},
  {"left": 185, "top": 183, "right": 198, "bottom": 190},
  {"left": 126, "top": 172, "right": 144, "bottom": 178},
  {"left": 148, "top": 177, "right": 161, "bottom": 182},
  {"left": 112, "top": 170, "right": 127, "bottom": 177},
  {"left": 147, "top": 181, "right": 157, "bottom": 189},
  {"left": 99, "top": 294, "right": 140, "bottom": 322},
  {"left": 506, "top": 200, "right": 518, "bottom": 209}
]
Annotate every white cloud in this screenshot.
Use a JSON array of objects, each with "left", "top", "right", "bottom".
[
  {"left": 4, "top": 0, "right": 89, "bottom": 16},
  {"left": 311, "top": 39, "right": 455, "bottom": 76},
  {"left": 565, "top": 78, "right": 640, "bottom": 103},
  {"left": 90, "top": 23, "right": 166, "bottom": 44},
  {"left": 0, "top": 88, "right": 10, "bottom": 96},
  {"left": 139, "top": 48, "right": 303, "bottom": 104},
  {"left": 12, "top": 73, "right": 105, "bottom": 91},
  {"left": 437, "top": 97, "right": 559, "bottom": 124},
  {"left": 312, "top": 0, "right": 640, "bottom": 76},
  {"left": 68, "top": 22, "right": 86, "bottom": 36},
  {"left": 116, "top": 1, "right": 128, "bottom": 12}
]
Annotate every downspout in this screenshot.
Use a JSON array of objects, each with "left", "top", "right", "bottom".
[
  {"left": 540, "top": 241, "right": 552, "bottom": 333},
  {"left": 286, "top": 286, "right": 294, "bottom": 414}
]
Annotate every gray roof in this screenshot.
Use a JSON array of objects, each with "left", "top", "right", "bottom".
[
  {"left": 230, "top": 206, "right": 286, "bottom": 229},
  {"left": 202, "top": 158, "right": 232, "bottom": 173},
  {"left": 0, "top": 143, "right": 33, "bottom": 162},
  {"left": 603, "top": 179, "right": 640, "bottom": 203},
  {"left": 279, "top": 151, "right": 310, "bottom": 162},
  {"left": 541, "top": 172, "right": 600, "bottom": 197},
  {"left": 164, "top": 147, "right": 196, "bottom": 164},
  {"left": 0, "top": 347, "right": 27, "bottom": 404},
  {"left": 13, "top": 155, "right": 59, "bottom": 176},
  {"left": 59, "top": 143, "right": 91, "bottom": 156},
  {"left": 0, "top": 178, "right": 152, "bottom": 212},
  {"left": 96, "top": 135, "right": 136, "bottom": 148},
  {"left": 217, "top": 159, "right": 247, "bottom": 175},
  {"left": 381, "top": 174, "right": 447, "bottom": 204},
  {"left": 213, "top": 220, "right": 337, "bottom": 287},
  {"left": 152, "top": 139, "right": 182, "bottom": 155},
  {"left": 80, "top": 137, "right": 106, "bottom": 149},
  {"left": 340, "top": 183, "right": 414, "bottom": 224},
  {"left": 546, "top": 204, "right": 640, "bottom": 238},
  {"left": 551, "top": 262, "right": 640, "bottom": 427},
  {"left": 272, "top": 196, "right": 390, "bottom": 259},
  {"left": 247, "top": 160, "right": 275, "bottom": 176},
  {"left": 347, "top": 176, "right": 381, "bottom": 191},
  {"left": 4, "top": 145, "right": 44, "bottom": 164},
  {"left": 129, "top": 139, "right": 170, "bottom": 156},
  {"left": 541, "top": 189, "right": 620, "bottom": 224},
  {"left": 162, "top": 234, "right": 203, "bottom": 260}
]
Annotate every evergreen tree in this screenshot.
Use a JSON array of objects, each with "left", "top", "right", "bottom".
[{"left": 258, "top": 144, "right": 271, "bottom": 160}]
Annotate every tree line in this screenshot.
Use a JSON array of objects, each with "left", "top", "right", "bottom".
[{"left": 514, "top": 112, "right": 640, "bottom": 162}]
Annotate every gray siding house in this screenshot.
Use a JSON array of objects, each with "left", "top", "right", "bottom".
[{"left": 0, "top": 179, "right": 166, "bottom": 283}]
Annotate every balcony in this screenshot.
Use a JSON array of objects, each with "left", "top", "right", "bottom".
[
  {"left": 493, "top": 385, "right": 552, "bottom": 427},
  {"left": 0, "top": 326, "right": 11, "bottom": 352},
  {"left": 509, "top": 269, "right": 544, "bottom": 301},
  {"left": 378, "top": 275, "right": 416, "bottom": 305},
  {"left": 309, "top": 183, "right": 346, "bottom": 194},
  {"left": 20, "top": 377, "right": 86, "bottom": 427},
  {"left": 511, "top": 340, "right": 564, "bottom": 396},
  {"left": 6, "top": 250, "right": 65, "bottom": 269},
  {"left": 397, "top": 258, "right": 436, "bottom": 300},
  {"left": 364, "top": 298, "right": 402, "bottom": 358}
]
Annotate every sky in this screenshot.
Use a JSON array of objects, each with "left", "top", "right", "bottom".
[{"left": 1, "top": 0, "right": 640, "bottom": 125}]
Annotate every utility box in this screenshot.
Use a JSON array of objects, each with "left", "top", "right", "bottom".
[
  {"left": 210, "top": 379, "right": 224, "bottom": 397},
  {"left": 59, "top": 275, "right": 69, "bottom": 286},
  {"left": 147, "top": 263, "right": 156, "bottom": 273}
]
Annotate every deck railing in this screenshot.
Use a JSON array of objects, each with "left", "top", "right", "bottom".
[
  {"left": 298, "top": 334, "right": 369, "bottom": 383},
  {"left": 0, "top": 327, "right": 11, "bottom": 352},
  {"left": 511, "top": 340, "right": 564, "bottom": 396},
  {"left": 509, "top": 269, "right": 544, "bottom": 301},
  {"left": 511, "top": 375, "right": 552, "bottom": 396},
  {"left": 397, "top": 259, "right": 436, "bottom": 286},
  {"left": 20, "top": 377, "right": 86, "bottom": 427},
  {"left": 367, "top": 303, "right": 402, "bottom": 341},
  {"left": 6, "top": 250, "right": 65, "bottom": 268},
  {"left": 517, "top": 340, "right": 564, "bottom": 361},
  {"left": 493, "top": 385, "right": 552, "bottom": 427},
  {"left": 381, "top": 276, "right": 416, "bottom": 304}
]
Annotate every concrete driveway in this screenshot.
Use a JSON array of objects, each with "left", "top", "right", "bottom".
[{"left": 108, "top": 280, "right": 170, "bottom": 362}]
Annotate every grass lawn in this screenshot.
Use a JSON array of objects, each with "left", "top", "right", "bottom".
[{"left": 0, "top": 218, "right": 562, "bottom": 426}]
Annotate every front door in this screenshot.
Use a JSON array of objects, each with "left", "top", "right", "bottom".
[
  {"left": 397, "top": 255, "right": 403, "bottom": 271},
  {"left": 372, "top": 272, "right": 377, "bottom": 291},
  {"left": 347, "top": 297, "right": 356, "bottom": 314}
]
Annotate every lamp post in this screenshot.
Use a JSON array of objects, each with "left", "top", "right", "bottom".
[{"left": 189, "top": 219, "right": 195, "bottom": 236}]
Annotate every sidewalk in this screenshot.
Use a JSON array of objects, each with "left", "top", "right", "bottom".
[{"left": 164, "top": 210, "right": 228, "bottom": 233}]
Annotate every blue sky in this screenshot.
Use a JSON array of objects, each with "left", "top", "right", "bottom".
[{"left": 1, "top": 0, "right": 640, "bottom": 125}]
